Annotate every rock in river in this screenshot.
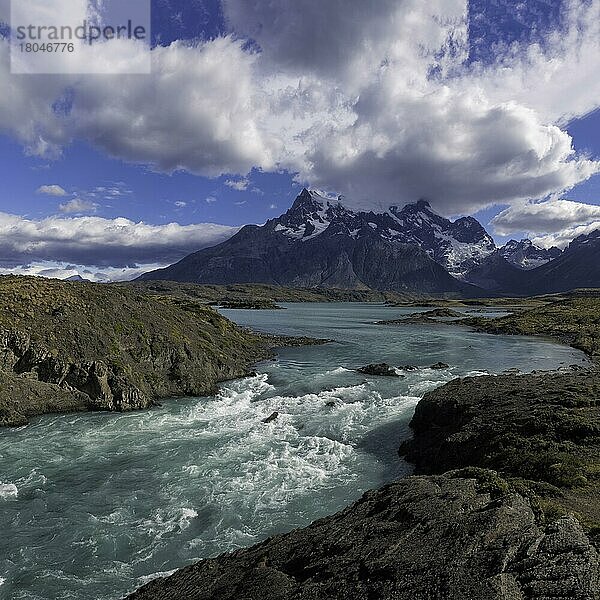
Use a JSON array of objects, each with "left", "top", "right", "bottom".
[{"left": 357, "top": 363, "right": 402, "bottom": 377}]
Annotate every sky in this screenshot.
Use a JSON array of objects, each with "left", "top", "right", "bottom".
[{"left": 0, "top": 0, "right": 599, "bottom": 281}]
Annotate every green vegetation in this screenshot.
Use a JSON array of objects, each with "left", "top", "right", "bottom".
[
  {"left": 0, "top": 275, "right": 287, "bottom": 426},
  {"left": 401, "top": 371, "right": 600, "bottom": 532},
  {"left": 120, "top": 281, "right": 423, "bottom": 305},
  {"left": 464, "top": 293, "right": 600, "bottom": 358}
]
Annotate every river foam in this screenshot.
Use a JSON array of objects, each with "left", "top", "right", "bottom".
[{"left": 0, "top": 482, "right": 17, "bottom": 500}]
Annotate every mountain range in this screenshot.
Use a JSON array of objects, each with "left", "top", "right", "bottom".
[{"left": 139, "top": 189, "right": 599, "bottom": 297}]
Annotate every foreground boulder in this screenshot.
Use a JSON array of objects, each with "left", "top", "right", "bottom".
[
  {"left": 399, "top": 370, "right": 600, "bottom": 537},
  {"left": 127, "top": 470, "right": 599, "bottom": 600}
]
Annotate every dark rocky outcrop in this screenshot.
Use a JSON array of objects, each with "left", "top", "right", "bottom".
[
  {"left": 262, "top": 412, "right": 279, "bottom": 424},
  {"left": 127, "top": 470, "right": 599, "bottom": 600},
  {"left": 399, "top": 372, "right": 600, "bottom": 528},
  {"left": 219, "top": 299, "right": 283, "bottom": 310},
  {"left": 429, "top": 362, "right": 450, "bottom": 370},
  {"left": 376, "top": 308, "right": 466, "bottom": 325}
]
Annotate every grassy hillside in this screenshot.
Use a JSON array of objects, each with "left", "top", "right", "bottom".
[
  {"left": 465, "top": 294, "right": 600, "bottom": 357},
  {"left": 0, "top": 276, "right": 275, "bottom": 426},
  {"left": 121, "top": 281, "right": 424, "bottom": 305}
]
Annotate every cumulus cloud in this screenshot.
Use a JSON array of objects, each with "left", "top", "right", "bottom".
[
  {"left": 492, "top": 198, "right": 600, "bottom": 248},
  {"left": 0, "top": 212, "right": 239, "bottom": 268},
  {"left": 492, "top": 199, "right": 600, "bottom": 235},
  {"left": 468, "top": 0, "right": 600, "bottom": 125},
  {"left": 532, "top": 222, "right": 600, "bottom": 249},
  {"left": 59, "top": 198, "right": 98, "bottom": 214},
  {"left": 37, "top": 184, "right": 68, "bottom": 196},
  {"left": 0, "top": 0, "right": 599, "bottom": 218},
  {"left": 223, "top": 0, "right": 468, "bottom": 87}
]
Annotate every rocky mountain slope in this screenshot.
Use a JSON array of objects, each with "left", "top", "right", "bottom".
[
  {"left": 139, "top": 190, "right": 490, "bottom": 295},
  {"left": 0, "top": 276, "right": 275, "bottom": 427},
  {"left": 518, "top": 230, "right": 600, "bottom": 295},
  {"left": 460, "top": 250, "right": 529, "bottom": 293},
  {"left": 462, "top": 233, "right": 600, "bottom": 295}
]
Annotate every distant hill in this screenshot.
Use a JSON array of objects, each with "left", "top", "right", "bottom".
[{"left": 520, "top": 230, "right": 600, "bottom": 295}]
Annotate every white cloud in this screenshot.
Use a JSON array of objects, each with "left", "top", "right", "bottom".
[
  {"left": 205, "top": 196, "right": 217, "bottom": 204},
  {"left": 0, "top": 261, "right": 163, "bottom": 283},
  {"left": 0, "top": 0, "right": 598, "bottom": 219},
  {"left": 65, "top": 38, "right": 275, "bottom": 175},
  {"left": 467, "top": 0, "right": 600, "bottom": 125},
  {"left": 37, "top": 184, "right": 68, "bottom": 197},
  {"left": 492, "top": 198, "right": 600, "bottom": 248},
  {"left": 225, "top": 177, "right": 250, "bottom": 191},
  {"left": 223, "top": 0, "right": 467, "bottom": 88},
  {"left": 492, "top": 199, "right": 600, "bottom": 235},
  {"left": 59, "top": 198, "right": 98, "bottom": 213},
  {"left": 0, "top": 212, "right": 239, "bottom": 267},
  {"left": 174, "top": 201, "right": 187, "bottom": 208},
  {"left": 531, "top": 222, "right": 600, "bottom": 249}
]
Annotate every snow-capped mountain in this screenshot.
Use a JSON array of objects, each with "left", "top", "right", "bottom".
[
  {"left": 500, "top": 239, "right": 562, "bottom": 270},
  {"left": 270, "top": 190, "right": 496, "bottom": 278},
  {"left": 139, "top": 189, "right": 596, "bottom": 295},
  {"left": 516, "top": 229, "right": 600, "bottom": 294},
  {"left": 139, "top": 189, "right": 484, "bottom": 294}
]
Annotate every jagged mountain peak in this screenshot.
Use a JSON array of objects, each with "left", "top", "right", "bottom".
[
  {"left": 273, "top": 190, "right": 497, "bottom": 278},
  {"left": 501, "top": 238, "right": 562, "bottom": 270},
  {"left": 390, "top": 199, "right": 436, "bottom": 219},
  {"left": 571, "top": 228, "right": 600, "bottom": 249}
]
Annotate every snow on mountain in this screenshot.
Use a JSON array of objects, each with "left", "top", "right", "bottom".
[
  {"left": 500, "top": 239, "right": 562, "bottom": 270},
  {"left": 272, "top": 191, "right": 496, "bottom": 278}
]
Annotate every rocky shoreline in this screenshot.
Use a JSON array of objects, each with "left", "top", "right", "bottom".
[
  {"left": 128, "top": 469, "right": 599, "bottom": 600},
  {"left": 0, "top": 276, "right": 326, "bottom": 428}
]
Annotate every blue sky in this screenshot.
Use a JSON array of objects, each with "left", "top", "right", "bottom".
[{"left": 0, "top": 0, "right": 599, "bottom": 279}]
